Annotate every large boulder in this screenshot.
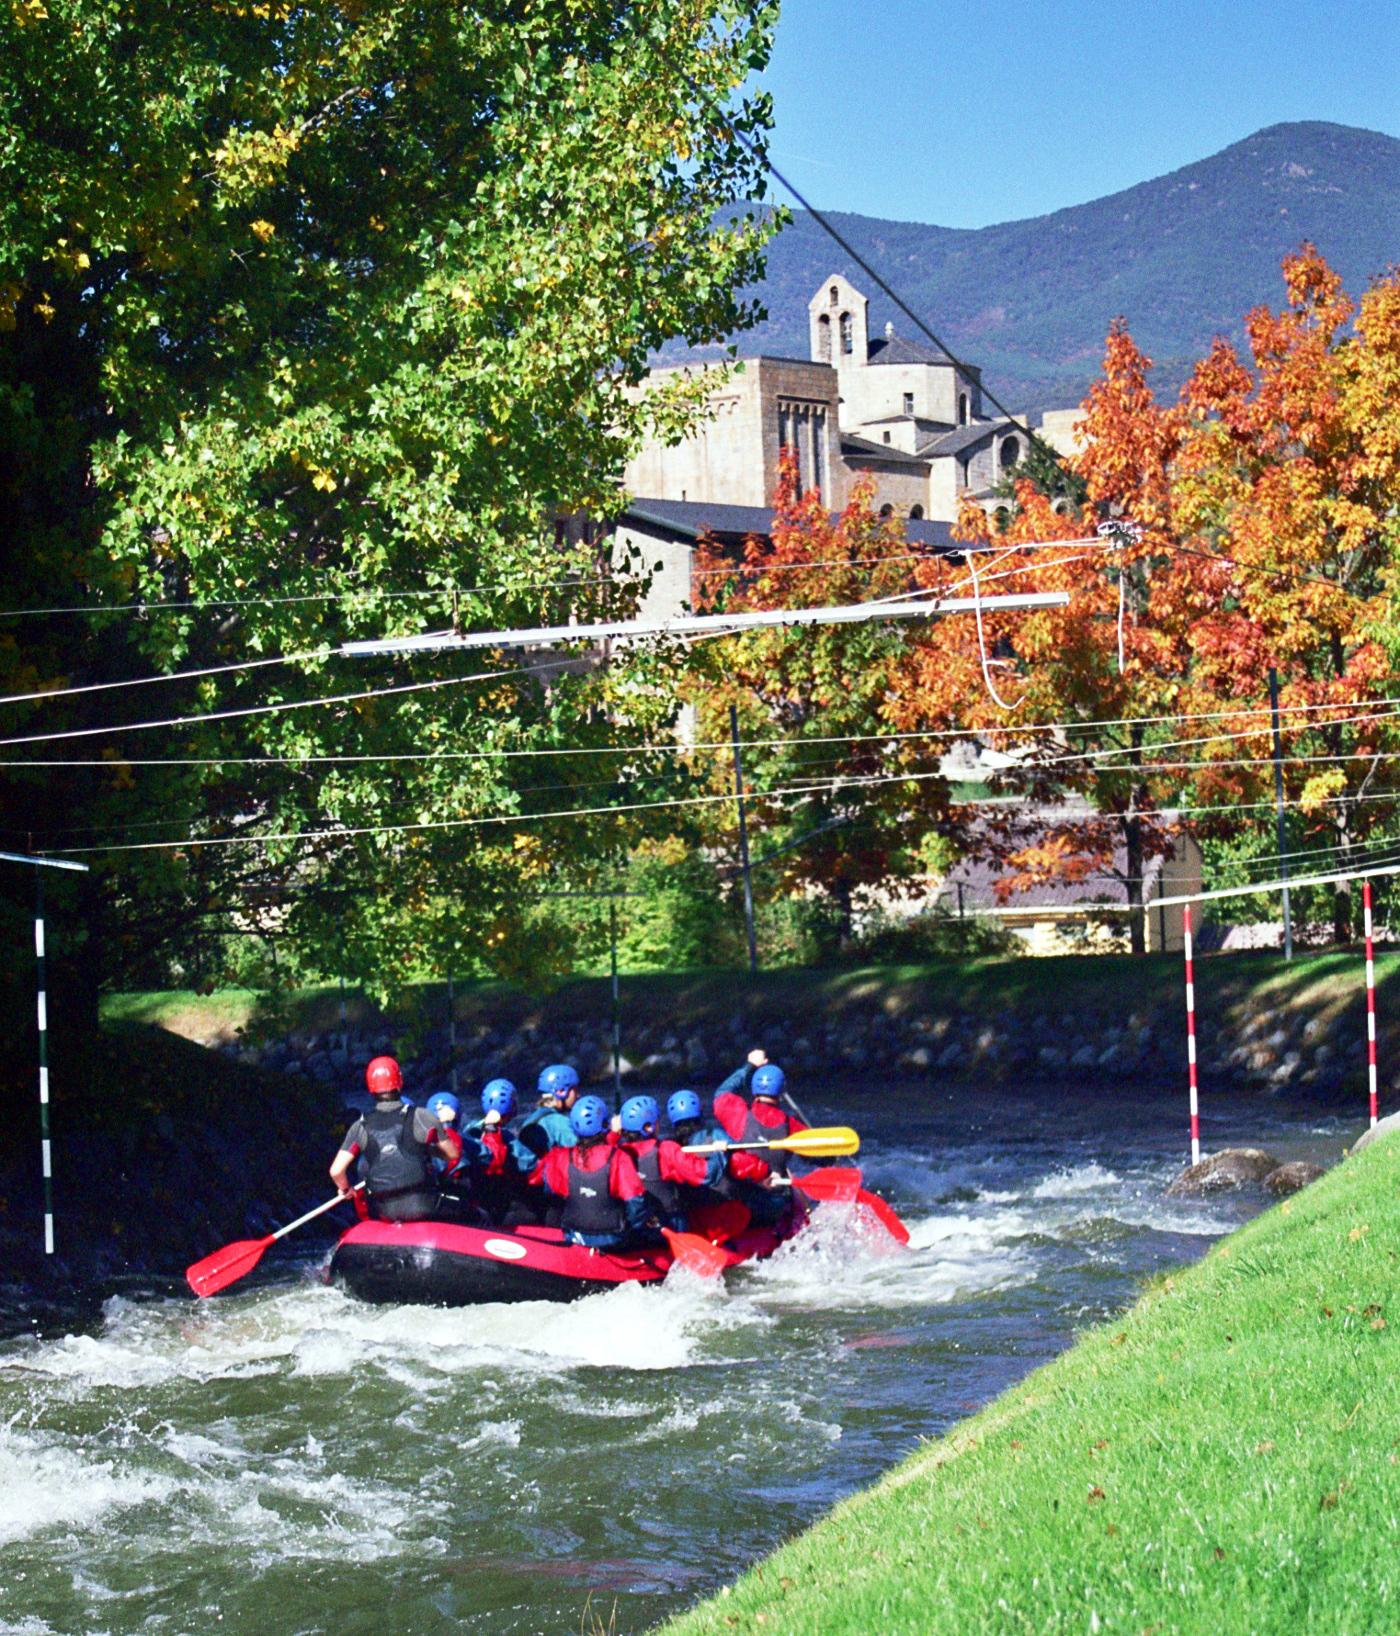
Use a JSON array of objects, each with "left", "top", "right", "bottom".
[
  {"left": 1166, "top": 1147, "right": 1281, "bottom": 1196},
  {"left": 1264, "top": 1160, "right": 1325, "bottom": 1195},
  {"left": 1350, "top": 1110, "right": 1400, "bottom": 1155}
]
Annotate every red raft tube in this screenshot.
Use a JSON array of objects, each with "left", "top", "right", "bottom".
[{"left": 326, "top": 1216, "right": 797, "bottom": 1306}]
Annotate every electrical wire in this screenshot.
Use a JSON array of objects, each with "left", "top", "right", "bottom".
[{"left": 0, "top": 646, "right": 335, "bottom": 709}]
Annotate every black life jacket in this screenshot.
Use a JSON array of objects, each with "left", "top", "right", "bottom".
[
  {"left": 563, "top": 1144, "right": 626, "bottom": 1236},
  {"left": 629, "top": 1137, "right": 681, "bottom": 1221},
  {"left": 741, "top": 1103, "right": 793, "bottom": 1176},
  {"left": 361, "top": 1101, "right": 433, "bottom": 1200}
]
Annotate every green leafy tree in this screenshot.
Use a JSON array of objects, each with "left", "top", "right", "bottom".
[{"left": 0, "top": 0, "right": 780, "bottom": 1027}]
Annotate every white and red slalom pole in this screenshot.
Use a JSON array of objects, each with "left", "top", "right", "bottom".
[
  {"left": 1184, "top": 903, "right": 1201, "bottom": 1165},
  {"left": 1364, "top": 879, "right": 1378, "bottom": 1128}
]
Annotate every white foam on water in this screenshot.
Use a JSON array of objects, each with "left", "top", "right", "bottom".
[
  {"left": 1031, "top": 1162, "right": 1122, "bottom": 1198},
  {"left": 744, "top": 1204, "right": 1034, "bottom": 1311},
  {"left": 0, "top": 1424, "right": 176, "bottom": 1546}
]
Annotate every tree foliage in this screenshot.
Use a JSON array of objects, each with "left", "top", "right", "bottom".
[{"left": 0, "top": 0, "right": 780, "bottom": 1007}]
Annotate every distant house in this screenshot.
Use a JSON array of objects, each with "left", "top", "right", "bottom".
[{"left": 935, "top": 813, "right": 1203, "bottom": 954}]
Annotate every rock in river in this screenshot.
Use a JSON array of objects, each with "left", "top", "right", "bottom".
[
  {"left": 1263, "top": 1160, "right": 1325, "bottom": 1195},
  {"left": 1349, "top": 1109, "right": 1400, "bottom": 1155},
  {"left": 1165, "top": 1147, "right": 1282, "bottom": 1196}
]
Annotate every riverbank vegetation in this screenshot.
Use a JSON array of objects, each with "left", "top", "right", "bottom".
[
  {"left": 658, "top": 1131, "right": 1400, "bottom": 1635},
  {"left": 103, "top": 945, "right": 1400, "bottom": 1048}
]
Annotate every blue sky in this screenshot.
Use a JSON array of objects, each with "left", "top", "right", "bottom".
[{"left": 760, "top": 0, "right": 1399, "bottom": 227}]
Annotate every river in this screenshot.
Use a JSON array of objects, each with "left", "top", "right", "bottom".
[{"left": 0, "top": 1086, "right": 1350, "bottom": 1636}]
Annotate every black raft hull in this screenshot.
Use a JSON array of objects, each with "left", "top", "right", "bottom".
[{"left": 326, "top": 1219, "right": 673, "bottom": 1306}]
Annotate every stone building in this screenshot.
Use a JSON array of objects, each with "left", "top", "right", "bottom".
[{"left": 623, "top": 272, "right": 1067, "bottom": 531}]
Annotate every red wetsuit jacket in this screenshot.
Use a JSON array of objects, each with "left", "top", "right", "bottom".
[
  {"left": 530, "top": 1141, "right": 645, "bottom": 1202},
  {"left": 712, "top": 1093, "right": 807, "bottom": 1182},
  {"left": 479, "top": 1126, "right": 508, "bottom": 1176},
  {"left": 622, "top": 1135, "right": 714, "bottom": 1188}
]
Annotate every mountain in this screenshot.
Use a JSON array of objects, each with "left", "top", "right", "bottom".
[{"left": 665, "top": 122, "right": 1400, "bottom": 412}]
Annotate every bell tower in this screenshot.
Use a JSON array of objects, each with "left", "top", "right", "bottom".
[{"left": 808, "top": 274, "right": 869, "bottom": 372}]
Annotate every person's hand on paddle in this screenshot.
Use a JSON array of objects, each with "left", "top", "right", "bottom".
[
  {"left": 747, "top": 1048, "right": 768, "bottom": 1068},
  {"left": 483, "top": 1109, "right": 502, "bottom": 1128}
]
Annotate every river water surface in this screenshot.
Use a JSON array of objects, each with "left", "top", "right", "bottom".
[{"left": 0, "top": 1086, "right": 1350, "bottom": 1636}]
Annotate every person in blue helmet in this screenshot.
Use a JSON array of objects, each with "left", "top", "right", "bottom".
[
  {"left": 510, "top": 1064, "right": 580, "bottom": 1171},
  {"left": 713, "top": 1048, "right": 807, "bottom": 1183},
  {"left": 459, "top": 1078, "right": 517, "bottom": 1221},
  {"left": 615, "top": 1094, "right": 724, "bottom": 1233},
  {"left": 529, "top": 1095, "right": 649, "bottom": 1249}
]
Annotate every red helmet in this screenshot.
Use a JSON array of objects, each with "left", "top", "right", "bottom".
[{"left": 365, "top": 1055, "right": 403, "bottom": 1096}]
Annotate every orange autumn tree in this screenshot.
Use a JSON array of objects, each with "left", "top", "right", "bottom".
[
  {"left": 889, "top": 323, "right": 1225, "bottom": 954},
  {"left": 891, "top": 248, "right": 1400, "bottom": 949},
  {"left": 1171, "top": 247, "right": 1400, "bottom": 939},
  {"left": 686, "top": 454, "right": 964, "bottom": 945}
]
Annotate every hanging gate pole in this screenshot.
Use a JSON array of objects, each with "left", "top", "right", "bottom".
[
  {"left": 1364, "top": 880, "right": 1378, "bottom": 1129},
  {"left": 35, "top": 872, "right": 54, "bottom": 1256},
  {"left": 610, "top": 897, "right": 622, "bottom": 1100},
  {"left": 1184, "top": 904, "right": 1201, "bottom": 1166}
]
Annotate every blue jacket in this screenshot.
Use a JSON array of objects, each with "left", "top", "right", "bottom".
[
  {"left": 511, "top": 1104, "right": 577, "bottom": 1173},
  {"left": 713, "top": 1063, "right": 755, "bottom": 1106}
]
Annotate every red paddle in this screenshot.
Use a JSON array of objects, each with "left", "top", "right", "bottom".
[
  {"left": 186, "top": 1188, "right": 360, "bottom": 1298},
  {"left": 792, "top": 1166, "right": 863, "bottom": 1203},
  {"left": 794, "top": 1168, "right": 911, "bottom": 1245},
  {"left": 660, "top": 1227, "right": 729, "bottom": 1278},
  {"left": 688, "top": 1198, "right": 751, "bottom": 1244}
]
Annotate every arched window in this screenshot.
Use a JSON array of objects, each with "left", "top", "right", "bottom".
[
  {"left": 994, "top": 507, "right": 1011, "bottom": 531},
  {"left": 1000, "top": 436, "right": 1021, "bottom": 470},
  {"left": 816, "top": 314, "right": 831, "bottom": 361},
  {"left": 882, "top": 430, "right": 891, "bottom": 444},
  {"left": 910, "top": 504, "right": 924, "bottom": 520},
  {"left": 829, "top": 284, "right": 839, "bottom": 307},
  {"left": 958, "top": 393, "right": 969, "bottom": 426},
  {"left": 839, "top": 312, "right": 853, "bottom": 354},
  {"left": 879, "top": 504, "right": 894, "bottom": 518}
]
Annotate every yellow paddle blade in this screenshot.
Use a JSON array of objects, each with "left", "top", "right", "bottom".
[{"left": 772, "top": 1125, "right": 860, "bottom": 1158}]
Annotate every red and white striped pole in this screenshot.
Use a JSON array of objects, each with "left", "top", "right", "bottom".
[
  {"left": 1364, "top": 879, "right": 1378, "bottom": 1128},
  {"left": 1184, "top": 903, "right": 1201, "bottom": 1165}
]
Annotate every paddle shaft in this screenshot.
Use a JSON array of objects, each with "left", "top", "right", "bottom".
[
  {"left": 275, "top": 1187, "right": 362, "bottom": 1240},
  {"left": 680, "top": 1124, "right": 857, "bottom": 1157}
]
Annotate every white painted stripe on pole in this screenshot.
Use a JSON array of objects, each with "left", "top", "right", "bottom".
[
  {"left": 44, "top": 1216, "right": 53, "bottom": 1255},
  {"left": 1369, "top": 1014, "right": 1377, "bottom": 1041},
  {"left": 39, "top": 1065, "right": 48, "bottom": 1102},
  {"left": 1185, "top": 982, "right": 1194, "bottom": 1009},
  {"left": 1188, "top": 1036, "right": 1197, "bottom": 1064},
  {"left": 34, "top": 918, "right": 44, "bottom": 957},
  {"left": 1367, "top": 959, "right": 1376, "bottom": 986},
  {"left": 42, "top": 1139, "right": 51, "bottom": 1178},
  {"left": 36, "top": 991, "right": 46, "bottom": 1032}
]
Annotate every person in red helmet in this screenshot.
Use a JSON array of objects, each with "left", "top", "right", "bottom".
[{"left": 330, "top": 1056, "right": 462, "bottom": 1222}]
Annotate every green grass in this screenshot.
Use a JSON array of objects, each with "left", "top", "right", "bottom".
[
  {"left": 100, "top": 948, "right": 1400, "bottom": 1046},
  {"left": 658, "top": 1139, "right": 1400, "bottom": 1635}
]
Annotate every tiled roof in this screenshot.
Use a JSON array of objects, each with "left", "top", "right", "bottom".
[
  {"left": 622, "top": 498, "right": 956, "bottom": 551},
  {"left": 920, "top": 419, "right": 1011, "bottom": 457},
  {"left": 865, "top": 333, "right": 954, "bottom": 366},
  {"left": 839, "top": 433, "right": 929, "bottom": 465}
]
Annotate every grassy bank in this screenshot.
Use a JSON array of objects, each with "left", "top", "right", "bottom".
[
  {"left": 658, "top": 1137, "right": 1400, "bottom": 1635},
  {"left": 101, "top": 947, "right": 1400, "bottom": 1046}
]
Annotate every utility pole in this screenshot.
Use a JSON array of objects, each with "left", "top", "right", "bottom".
[
  {"left": 729, "top": 703, "right": 759, "bottom": 973},
  {"left": 1268, "top": 667, "right": 1293, "bottom": 961},
  {"left": 609, "top": 896, "right": 622, "bottom": 1099}
]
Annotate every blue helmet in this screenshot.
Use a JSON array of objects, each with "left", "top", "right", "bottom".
[
  {"left": 569, "top": 1094, "right": 610, "bottom": 1139},
  {"left": 620, "top": 1095, "right": 659, "bottom": 1136},
  {"left": 752, "top": 1064, "right": 786, "bottom": 1100},
  {"left": 538, "top": 1063, "right": 580, "bottom": 1100},
  {"left": 425, "top": 1092, "right": 461, "bottom": 1125},
  {"left": 667, "top": 1089, "right": 703, "bottom": 1125},
  {"left": 481, "top": 1078, "right": 517, "bottom": 1117}
]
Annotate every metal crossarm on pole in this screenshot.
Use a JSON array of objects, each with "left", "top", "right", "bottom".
[{"left": 338, "top": 590, "right": 1069, "bottom": 659}]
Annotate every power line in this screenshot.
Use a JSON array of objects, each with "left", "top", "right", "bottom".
[
  {"left": 4, "top": 691, "right": 1397, "bottom": 771},
  {"left": 0, "top": 645, "right": 334, "bottom": 709}
]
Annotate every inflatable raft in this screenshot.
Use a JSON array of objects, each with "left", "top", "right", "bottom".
[{"left": 326, "top": 1214, "right": 798, "bottom": 1306}]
